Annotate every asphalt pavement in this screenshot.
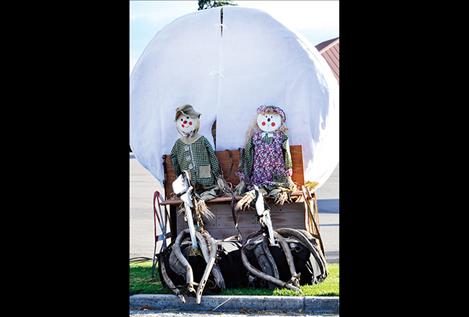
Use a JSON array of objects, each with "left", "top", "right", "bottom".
[{"left": 130, "top": 312, "right": 337, "bottom": 317}]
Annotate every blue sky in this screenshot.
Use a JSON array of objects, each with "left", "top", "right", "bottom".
[{"left": 130, "top": 0, "right": 339, "bottom": 73}]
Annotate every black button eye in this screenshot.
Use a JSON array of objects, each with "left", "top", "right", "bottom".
[
  {"left": 180, "top": 119, "right": 183, "bottom": 121},
  {"left": 186, "top": 116, "right": 189, "bottom": 119}
]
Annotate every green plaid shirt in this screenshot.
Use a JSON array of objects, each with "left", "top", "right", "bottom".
[{"left": 170, "top": 135, "right": 220, "bottom": 187}]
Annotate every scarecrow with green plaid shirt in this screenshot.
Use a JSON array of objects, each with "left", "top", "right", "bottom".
[
  {"left": 170, "top": 105, "right": 230, "bottom": 206},
  {"left": 167, "top": 105, "right": 229, "bottom": 299}
]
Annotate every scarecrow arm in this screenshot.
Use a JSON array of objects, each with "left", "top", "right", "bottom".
[
  {"left": 203, "top": 137, "right": 220, "bottom": 177},
  {"left": 282, "top": 134, "right": 293, "bottom": 172},
  {"left": 170, "top": 142, "right": 182, "bottom": 176},
  {"left": 244, "top": 137, "right": 255, "bottom": 177}
]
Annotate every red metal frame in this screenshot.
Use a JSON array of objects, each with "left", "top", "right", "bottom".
[{"left": 152, "top": 190, "right": 171, "bottom": 277}]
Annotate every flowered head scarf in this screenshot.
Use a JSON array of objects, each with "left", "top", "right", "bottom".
[{"left": 257, "top": 105, "right": 286, "bottom": 123}]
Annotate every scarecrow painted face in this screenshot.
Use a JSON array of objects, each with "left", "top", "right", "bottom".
[
  {"left": 176, "top": 114, "right": 199, "bottom": 135},
  {"left": 257, "top": 112, "right": 282, "bottom": 132}
]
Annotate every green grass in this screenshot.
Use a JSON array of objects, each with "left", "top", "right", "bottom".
[
  {"left": 130, "top": 260, "right": 339, "bottom": 296},
  {"left": 129, "top": 260, "right": 171, "bottom": 295}
]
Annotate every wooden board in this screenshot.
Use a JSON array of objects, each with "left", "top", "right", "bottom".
[
  {"left": 175, "top": 201, "right": 308, "bottom": 240},
  {"left": 162, "top": 145, "right": 304, "bottom": 198}
]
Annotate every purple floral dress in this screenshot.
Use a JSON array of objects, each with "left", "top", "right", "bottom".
[{"left": 238, "top": 130, "right": 293, "bottom": 189}]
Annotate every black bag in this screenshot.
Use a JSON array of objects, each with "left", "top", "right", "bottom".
[
  {"left": 216, "top": 238, "right": 249, "bottom": 288},
  {"left": 158, "top": 238, "right": 221, "bottom": 294},
  {"left": 158, "top": 236, "right": 249, "bottom": 293},
  {"left": 158, "top": 229, "right": 327, "bottom": 293},
  {"left": 242, "top": 228, "right": 328, "bottom": 289}
]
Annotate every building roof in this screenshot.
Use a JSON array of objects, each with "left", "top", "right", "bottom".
[
  {"left": 315, "top": 37, "right": 339, "bottom": 53},
  {"left": 316, "top": 37, "right": 339, "bottom": 82}
]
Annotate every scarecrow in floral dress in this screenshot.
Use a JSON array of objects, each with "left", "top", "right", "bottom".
[{"left": 236, "top": 105, "right": 296, "bottom": 206}]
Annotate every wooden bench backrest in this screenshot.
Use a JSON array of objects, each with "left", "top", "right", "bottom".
[{"left": 162, "top": 145, "right": 304, "bottom": 198}]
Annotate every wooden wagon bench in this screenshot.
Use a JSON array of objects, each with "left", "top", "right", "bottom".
[{"left": 153, "top": 145, "right": 321, "bottom": 250}]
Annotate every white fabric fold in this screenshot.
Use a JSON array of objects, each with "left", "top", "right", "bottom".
[{"left": 130, "top": 7, "right": 339, "bottom": 190}]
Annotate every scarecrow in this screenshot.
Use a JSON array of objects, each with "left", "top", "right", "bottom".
[
  {"left": 170, "top": 104, "right": 231, "bottom": 216},
  {"left": 236, "top": 105, "right": 297, "bottom": 206},
  {"left": 163, "top": 105, "right": 230, "bottom": 303},
  {"left": 171, "top": 104, "right": 221, "bottom": 191},
  {"left": 231, "top": 106, "right": 327, "bottom": 291}
]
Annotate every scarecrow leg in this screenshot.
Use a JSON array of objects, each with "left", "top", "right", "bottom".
[
  {"left": 201, "top": 231, "right": 225, "bottom": 290},
  {"left": 181, "top": 188, "right": 198, "bottom": 250},
  {"left": 196, "top": 235, "right": 219, "bottom": 304},
  {"left": 194, "top": 231, "right": 210, "bottom": 260},
  {"left": 262, "top": 210, "right": 277, "bottom": 246}
]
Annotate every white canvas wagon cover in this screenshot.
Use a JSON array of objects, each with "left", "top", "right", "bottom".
[{"left": 130, "top": 6, "right": 339, "bottom": 190}]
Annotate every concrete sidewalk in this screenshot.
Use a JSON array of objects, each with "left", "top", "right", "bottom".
[
  {"left": 130, "top": 294, "right": 339, "bottom": 315},
  {"left": 130, "top": 313, "right": 337, "bottom": 317}
]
